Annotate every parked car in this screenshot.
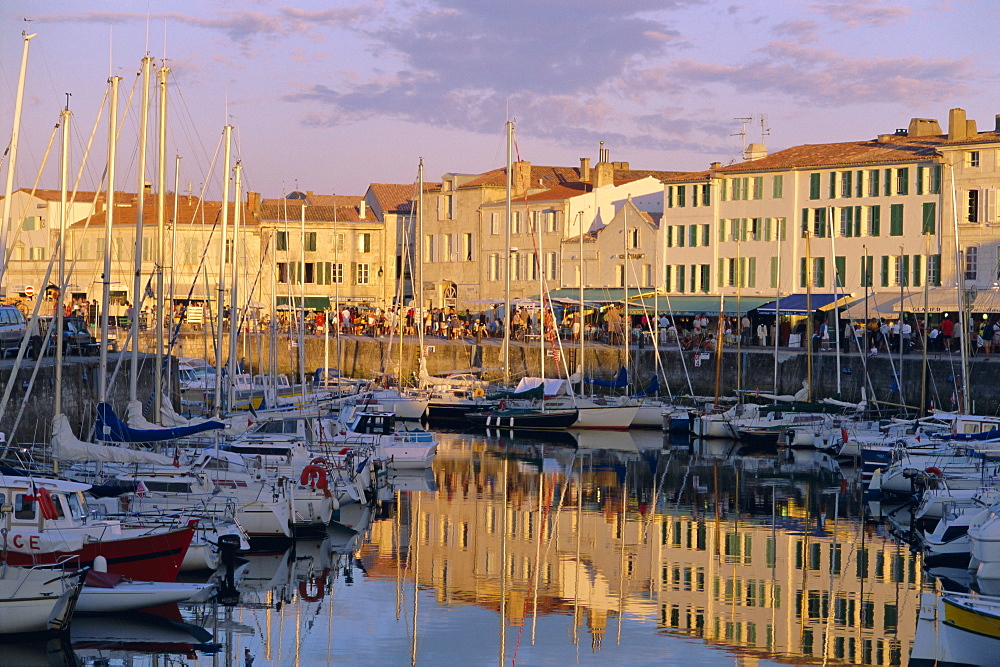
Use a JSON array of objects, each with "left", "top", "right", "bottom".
[
  {"left": 0, "top": 305, "right": 27, "bottom": 356},
  {"left": 29, "top": 316, "right": 100, "bottom": 358}
]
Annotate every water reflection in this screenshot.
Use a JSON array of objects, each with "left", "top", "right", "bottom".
[{"left": 3, "top": 431, "right": 923, "bottom": 665}]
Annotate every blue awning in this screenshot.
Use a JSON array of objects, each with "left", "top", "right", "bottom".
[{"left": 756, "top": 293, "right": 850, "bottom": 316}]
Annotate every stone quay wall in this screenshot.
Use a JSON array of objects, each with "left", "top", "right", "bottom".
[{"left": 157, "top": 332, "right": 994, "bottom": 413}]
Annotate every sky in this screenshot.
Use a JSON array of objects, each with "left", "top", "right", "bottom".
[{"left": 0, "top": 0, "right": 996, "bottom": 201}]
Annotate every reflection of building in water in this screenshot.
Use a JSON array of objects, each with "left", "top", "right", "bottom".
[{"left": 362, "top": 436, "right": 920, "bottom": 664}]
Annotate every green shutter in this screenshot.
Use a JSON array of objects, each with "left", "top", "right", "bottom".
[
  {"left": 815, "top": 257, "right": 825, "bottom": 288},
  {"left": 809, "top": 173, "right": 820, "bottom": 200},
  {"left": 688, "top": 225, "right": 696, "bottom": 247},
  {"left": 883, "top": 168, "right": 892, "bottom": 196},
  {"left": 835, "top": 256, "right": 846, "bottom": 287},
  {"left": 719, "top": 221, "right": 726, "bottom": 243},
  {"left": 844, "top": 207, "right": 853, "bottom": 237},
  {"left": 753, "top": 177, "right": 763, "bottom": 200},
  {"left": 916, "top": 167, "right": 924, "bottom": 195},
  {"left": 897, "top": 168, "right": 909, "bottom": 195},
  {"left": 763, "top": 218, "right": 772, "bottom": 241},
  {"left": 855, "top": 170, "right": 863, "bottom": 198},
  {"left": 667, "top": 187, "right": 674, "bottom": 208},
  {"left": 932, "top": 254, "right": 941, "bottom": 285},
  {"left": 800, "top": 257, "right": 807, "bottom": 288},
  {"left": 702, "top": 224, "right": 710, "bottom": 246},
  {"left": 853, "top": 206, "right": 862, "bottom": 237},
  {"left": 801, "top": 209, "right": 809, "bottom": 237},
  {"left": 922, "top": 202, "right": 936, "bottom": 235},
  {"left": 678, "top": 265, "right": 686, "bottom": 293},
  {"left": 860, "top": 257, "right": 867, "bottom": 287},
  {"left": 703, "top": 183, "right": 711, "bottom": 206},
  {"left": 870, "top": 206, "right": 881, "bottom": 236},
  {"left": 718, "top": 259, "right": 724, "bottom": 287},
  {"left": 678, "top": 225, "right": 685, "bottom": 247},
  {"left": 748, "top": 256, "right": 756, "bottom": 288},
  {"left": 900, "top": 255, "right": 910, "bottom": 286},
  {"left": 880, "top": 256, "right": 889, "bottom": 287},
  {"left": 931, "top": 165, "right": 942, "bottom": 194},
  {"left": 890, "top": 203, "right": 904, "bottom": 236},
  {"left": 816, "top": 208, "right": 827, "bottom": 238},
  {"left": 770, "top": 256, "right": 778, "bottom": 288},
  {"left": 773, "top": 175, "right": 783, "bottom": 199},
  {"left": 779, "top": 218, "right": 787, "bottom": 241},
  {"left": 912, "top": 255, "right": 923, "bottom": 287},
  {"left": 730, "top": 219, "right": 739, "bottom": 241},
  {"left": 871, "top": 170, "right": 880, "bottom": 197},
  {"left": 829, "top": 172, "right": 837, "bottom": 199},
  {"left": 843, "top": 171, "right": 852, "bottom": 198},
  {"left": 678, "top": 186, "right": 686, "bottom": 207}
]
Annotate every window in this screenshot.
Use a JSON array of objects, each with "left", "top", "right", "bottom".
[
  {"left": 829, "top": 172, "right": 837, "bottom": 199},
  {"left": 922, "top": 202, "right": 936, "bottom": 235},
  {"left": 545, "top": 252, "right": 557, "bottom": 280},
  {"left": 14, "top": 493, "right": 35, "bottom": 520},
  {"left": 967, "top": 190, "right": 980, "bottom": 223},
  {"left": 276, "top": 263, "right": 288, "bottom": 283},
  {"left": 510, "top": 252, "right": 521, "bottom": 281},
  {"left": 752, "top": 177, "right": 763, "bottom": 200},
  {"left": 490, "top": 212, "right": 501, "bottom": 235},
  {"left": 702, "top": 224, "right": 711, "bottom": 246},
  {"left": 528, "top": 252, "right": 538, "bottom": 281},
  {"left": 276, "top": 231, "right": 288, "bottom": 251},
  {"left": 896, "top": 168, "right": 908, "bottom": 196},
  {"left": 968, "top": 151, "right": 981, "bottom": 167},
  {"left": 702, "top": 184, "right": 711, "bottom": 206},
  {"left": 869, "top": 169, "right": 880, "bottom": 197},
  {"left": 930, "top": 165, "right": 942, "bottom": 194},
  {"left": 889, "top": 204, "right": 904, "bottom": 236},
  {"left": 511, "top": 211, "right": 522, "bottom": 234},
  {"left": 357, "top": 233, "right": 371, "bottom": 253},
  {"left": 333, "top": 233, "right": 345, "bottom": 252},
  {"left": 841, "top": 171, "right": 852, "bottom": 198},
  {"left": 303, "top": 262, "right": 315, "bottom": 284},
  {"left": 439, "top": 194, "right": 453, "bottom": 220},
  {"left": 305, "top": 232, "right": 317, "bottom": 252},
  {"left": 616, "top": 264, "right": 626, "bottom": 287},
  {"left": 545, "top": 211, "right": 558, "bottom": 233},
  {"left": 444, "top": 234, "right": 454, "bottom": 262},
  {"left": 772, "top": 175, "right": 783, "bottom": 199},
  {"left": 896, "top": 255, "right": 909, "bottom": 287},
  {"left": 424, "top": 235, "right": 434, "bottom": 263},
  {"left": 689, "top": 225, "right": 698, "bottom": 247},
  {"left": 462, "top": 233, "right": 474, "bottom": 261},
  {"left": 834, "top": 256, "right": 846, "bottom": 288},
  {"left": 317, "top": 262, "right": 342, "bottom": 284},
  {"left": 224, "top": 239, "right": 234, "bottom": 264},
  {"left": 628, "top": 228, "right": 639, "bottom": 249},
  {"left": 667, "top": 186, "right": 676, "bottom": 208},
  {"left": 965, "top": 246, "right": 978, "bottom": 281},
  {"left": 869, "top": 206, "right": 881, "bottom": 236},
  {"left": 356, "top": 263, "right": 370, "bottom": 284},
  {"left": 855, "top": 170, "right": 864, "bottom": 198},
  {"left": 677, "top": 186, "right": 687, "bottom": 207},
  {"left": 29, "top": 247, "right": 45, "bottom": 260},
  {"left": 928, "top": 254, "right": 941, "bottom": 286},
  {"left": 884, "top": 168, "right": 892, "bottom": 196},
  {"left": 809, "top": 173, "right": 821, "bottom": 200},
  {"left": 488, "top": 253, "right": 500, "bottom": 281}
]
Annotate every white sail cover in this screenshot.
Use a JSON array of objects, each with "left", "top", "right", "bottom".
[
  {"left": 50, "top": 414, "right": 174, "bottom": 465},
  {"left": 127, "top": 401, "right": 160, "bottom": 430},
  {"left": 514, "top": 377, "right": 569, "bottom": 396},
  {"left": 157, "top": 394, "right": 193, "bottom": 427}
]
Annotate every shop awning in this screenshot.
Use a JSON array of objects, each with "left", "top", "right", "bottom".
[
  {"left": 277, "top": 296, "right": 339, "bottom": 310},
  {"left": 840, "top": 288, "right": 963, "bottom": 318},
  {"left": 970, "top": 289, "right": 1000, "bottom": 313},
  {"left": 655, "top": 295, "right": 774, "bottom": 316},
  {"left": 756, "top": 293, "right": 852, "bottom": 316},
  {"left": 840, "top": 293, "right": 904, "bottom": 319}
]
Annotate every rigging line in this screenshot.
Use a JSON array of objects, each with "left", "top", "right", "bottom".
[{"left": 1, "top": 116, "right": 59, "bottom": 272}]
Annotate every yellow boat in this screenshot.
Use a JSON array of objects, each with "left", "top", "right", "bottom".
[{"left": 943, "top": 594, "right": 1000, "bottom": 638}]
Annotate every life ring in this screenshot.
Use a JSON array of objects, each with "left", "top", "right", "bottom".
[
  {"left": 925, "top": 466, "right": 944, "bottom": 477},
  {"left": 841, "top": 426, "right": 849, "bottom": 443},
  {"left": 473, "top": 387, "right": 485, "bottom": 399},
  {"left": 37, "top": 487, "right": 58, "bottom": 521},
  {"left": 300, "top": 465, "right": 328, "bottom": 490},
  {"left": 310, "top": 456, "right": 330, "bottom": 466},
  {"left": 298, "top": 568, "right": 330, "bottom": 602}
]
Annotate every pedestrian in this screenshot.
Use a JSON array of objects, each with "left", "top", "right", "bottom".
[{"left": 941, "top": 316, "right": 954, "bottom": 352}]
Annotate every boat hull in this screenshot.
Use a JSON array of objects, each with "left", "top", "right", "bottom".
[{"left": 466, "top": 409, "right": 578, "bottom": 431}]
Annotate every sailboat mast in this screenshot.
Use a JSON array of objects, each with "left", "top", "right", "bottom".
[
  {"left": 578, "top": 211, "right": 585, "bottom": 386},
  {"left": 228, "top": 162, "right": 243, "bottom": 410},
  {"left": 167, "top": 155, "right": 180, "bottom": 401},
  {"left": 623, "top": 203, "right": 630, "bottom": 393},
  {"left": 154, "top": 64, "right": 169, "bottom": 423},
  {"left": 298, "top": 201, "right": 307, "bottom": 396},
  {"left": 0, "top": 32, "right": 35, "bottom": 293},
  {"left": 417, "top": 161, "right": 425, "bottom": 371},
  {"left": 950, "top": 165, "right": 971, "bottom": 413},
  {"left": 55, "top": 104, "right": 70, "bottom": 417},
  {"left": 100, "top": 76, "right": 121, "bottom": 404},
  {"left": 503, "top": 122, "right": 513, "bottom": 386},
  {"left": 130, "top": 55, "right": 153, "bottom": 403},
  {"left": 213, "top": 125, "right": 233, "bottom": 419}
]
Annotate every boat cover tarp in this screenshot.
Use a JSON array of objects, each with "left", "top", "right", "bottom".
[
  {"left": 584, "top": 367, "right": 628, "bottom": 388},
  {"left": 486, "top": 385, "right": 544, "bottom": 400},
  {"left": 95, "top": 402, "right": 225, "bottom": 443},
  {"left": 633, "top": 375, "right": 659, "bottom": 397},
  {"left": 514, "top": 377, "right": 569, "bottom": 396},
  {"left": 51, "top": 414, "right": 175, "bottom": 465}
]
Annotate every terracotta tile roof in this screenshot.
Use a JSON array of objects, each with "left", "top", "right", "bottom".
[
  {"left": 716, "top": 135, "right": 945, "bottom": 173},
  {"left": 636, "top": 210, "right": 661, "bottom": 229},
  {"left": 661, "top": 170, "right": 712, "bottom": 183},
  {"left": 70, "top": 196, "right": 256, "bottom": 228},
  {"left": 519, "top": 183, "right": 592, "bottom": 203},
  {"left": 367, "top": 183, "right": 434, "bottom": 215},
  {"left": 4, "top": 189, "right": 144, "bottom": 205},
  {"left": 615, "top": 169, "right": 689, "bottom": 182},
  {"left": 455, "top": 164, "right": 686, "bottom": 191},
  {"left": 257, "top": 202, "right": 369, "bottom": 223},
  {"left": 261, "top": 193, "right": 362, "bottom": 208}
]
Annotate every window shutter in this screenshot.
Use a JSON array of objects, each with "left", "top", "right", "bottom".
[
  {"left": 801, "top": 209, "right": 809, "bottom": 237},
  {"left": 770, "top": 256, "right": 778, "bottom": 289},
  {"left": 900, "top": 255, "right": 910, "bottom": 286},
  {"left": 916, "top": 167, "right": 924, "bottom": 195},
  {"left": 883, "top": 169, "right": 892, "bottom": 196},
  {"left": 828, "top": 172, "right": 837, "bottom": 199},
  {"left": 897, "top": 168, "right": 909, "bottom": 195},
  {"left": 870, "top": 170, "right": 879, "bottom": 197},
  {"left": 853, "top": 206, "right": 862, "bottom": 237},
  {"left": 931, "top": 165, "right": 942, "bottom": 194},
  {"left": 870, "top": 206, "right": 881, "bottom": 236},
  {"left": 717, "top": 259, "right": 724, "bottom": 288},
  {"left": 855, "top": 170, "right": 863, "bottom": 198},
  {"left": 890, "top": 204, "right": 904, "bottom": 236},
  {"left": 702, "top": 224, "right": 710, "bottom": 246},
  {"left": 748, "top": 257, "right": 756, "bottom": 288},
  {"left": 800, "top": 257, "right": 807, "bottom": 288},
  {"left": 763, "top": 218, "right": 772, "bottom": 241},
  {"left": 678, "top": 265, "right": 686, "bottom": 293},
  {"left": 816, "top": 208, "right": 827, "bottom": 238},
  {"left": 835, "top": 256, "right": 846, "bottom": 288},
  {"left": 350, "top": 261, "right": 357, "bottom": 284},
  {"left": 880, "top": 256, "right": 889, "bottom": 287},
  {"left": 922, "top": 202, "right": 936, "bottom": 234},
  {"left": 703, "top": 184, "right": 711, "bottom": 206},
  {"left": 809, "top": 173, "right": 820, "bottom": 200},
  {"left": 912, "top": 255, "right": 923, "bottom": 287},
  {"left": 815, "top": 257, "right": 825, "bottom": 288}
]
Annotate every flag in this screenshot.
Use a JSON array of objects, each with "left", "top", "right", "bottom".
[
  {"left": 173, "top": 447, "right": 181, "bottom": 468},
  {"left": 136, "top": 480, "right": 148, "bottom": 498}
]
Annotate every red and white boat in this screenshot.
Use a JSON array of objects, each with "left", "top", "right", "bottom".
[{"left": 0, "top": 473, "right": 194, "bottom": 582}]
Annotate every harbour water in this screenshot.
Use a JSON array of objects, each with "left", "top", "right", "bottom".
[{"left": 6, "top": 430, "right": 924, "bottom": 665}]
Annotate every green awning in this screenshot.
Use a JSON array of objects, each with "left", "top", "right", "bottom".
[
  {"left": 655, "top": 295, "right": 774, "bottom": 316},
  {"left": 276, "top": 296, "right": 336, "bottom": 310}
]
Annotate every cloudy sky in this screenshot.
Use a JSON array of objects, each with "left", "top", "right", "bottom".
[{"left": 0, "top": 0, "right": 995, "bottom": 199}]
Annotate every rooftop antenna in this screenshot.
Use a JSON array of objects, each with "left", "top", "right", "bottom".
[
  {"left": 759, "top": 113, "right": 771, "bottom": 143},
  {"left": 732, "top": 116, "right": 751, "bottom": 160}
]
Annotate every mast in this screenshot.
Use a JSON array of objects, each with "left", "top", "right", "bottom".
[
  {"left": 154, "top": 63, "right": 169, "bottom": 423},
  {"left": 297, "top": 200, "right": 307, "bottom": 396},
  {"left": 951, "top": 165, "right": 971, "bottom": 413},
  {"left": 130, "top": 55, "right": 152, "bottom": 403},
  {"left": 578, "top": 211, "right": 585, "bottom": 388},
  {"left": 829, "top": 207, "right": 841, "bottom": 395},
  {"left": 228, "top": 162, "right": 242, "bottom": 410},
  {"left": 55, "top": 103, "right": 70, "bottom": 417},
  {"left": 100, "top": 76, "right": 121, "bottom": 404},
  {"left": 805, "top": 228, "right": 813, "bottom": 402},
  {"left": 503, "top": 122, "right": 513, "bottom": 386},
  {"left": 167, "top": 155, "right": 180, "bottom": 401},
  {"left": 417, "top": 161, "right": 425, "bottom": 376},
  {"left": 623, "top": 202, "right": 630, "bottom": 393},
  {"left": 213, "top": 125, "right": 233, "bottom": 419},
  {"left": 0, "top": 32, "right": 36, "bottom": 293}
]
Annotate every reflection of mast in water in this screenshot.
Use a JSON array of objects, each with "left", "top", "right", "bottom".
[
  {"left": 572, "top": 453, "right": 583, "bottom": 650},
  {"left": 616, "top": 474, "right": 627, "bottom": 646},
  {"left": 412, "top": 492, "right": 420, "bottom": 666},
  {"left": 499, "top": 454, "right": 507, "bottom": 667}
]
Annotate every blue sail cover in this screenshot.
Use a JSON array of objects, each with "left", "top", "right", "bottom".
[
  {"left": 584, "top": 367, "right": 628, "bottom": 388},
  {"left": 95, "top": 402, "right": 225, "bottom": 443},
  {"left": 633, "top": 375, "right": 660, "bottom": 397}
]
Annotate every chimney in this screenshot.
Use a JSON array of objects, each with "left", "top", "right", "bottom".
[
  {"left": 247, "top": 191, "right": 261, "bottom": 215},
  {"left": 594, "top": 161, "right": 614, "bottom": 189},
  {"left": 908, "top": 117, "right": 942, "bottom": 137},
  {"left": 513, "top": 161, "right": 532, "bottom": 196},
  {"left": 359, "top": 199, "right": 367, "bottom": 219},
  {"left": 995, "top": 115, "right": 1000, "bottom": 133},
  {"left": 949, "top": 108, "right": 968, "bottom": 141},
  {"left": 710, "top": 162, "right": 722, "bottom": 170},
  {"left": 580, "top": 157, "right": 591, "bottom": 182}
]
